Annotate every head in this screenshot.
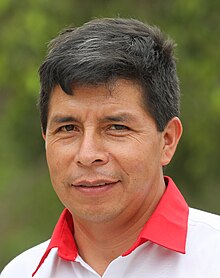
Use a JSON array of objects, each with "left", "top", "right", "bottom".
[
  {"left": 39, "top": 18, "right": 180, "bottom": 135},
  {"left": 39, "top": 18, "right": 182, "bottom": 224}
]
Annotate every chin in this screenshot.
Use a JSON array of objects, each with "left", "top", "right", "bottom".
[{"left": 72, "top": 206, "right": 122, "bottom": 224}]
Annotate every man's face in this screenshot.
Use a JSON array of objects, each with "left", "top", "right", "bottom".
[{"left": 44, "top": 79, "right": 170, "bottom": 224}]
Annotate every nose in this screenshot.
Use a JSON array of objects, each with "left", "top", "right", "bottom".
[{"left": 75, "top": 130, "right": 109, "bottom": 167}]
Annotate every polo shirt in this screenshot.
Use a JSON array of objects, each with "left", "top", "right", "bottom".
[{"left": 1, "top": 177, "right": 220, "bottom": 277}]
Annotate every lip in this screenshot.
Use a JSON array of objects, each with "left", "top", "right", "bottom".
[
  {"left": 72, "top": 179, "right": 119, "bottom": 187},
  {"left": 71, "top": 180, "right": 120, "bottom": 195}
]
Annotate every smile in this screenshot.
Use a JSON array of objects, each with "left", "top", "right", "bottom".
[
  {"left": 74, "top": 182, "right": 114, "bottom": 188},
  {"left": 72, "top": 179, "right": 119, "bottom": 187},
  {"left": 71, "top": 180, "right": 120, "bottom": 195}
]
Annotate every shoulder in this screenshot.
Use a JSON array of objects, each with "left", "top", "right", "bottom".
[
  {"left": 177, "top": 208, "right": 220, "bottom": 276},
  {"left": 189, "top": 207, "right": 220, "bottom": 230},
  {"left": 1, "top": 240, "right": 50, "bottom": 277},
  {"left": 187, "top": 208, "right": 220, "bottom": 257}
]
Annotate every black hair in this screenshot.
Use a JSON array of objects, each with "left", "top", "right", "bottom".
[{"left": 38, "top": 18, "right": 180, "bottom": 134}]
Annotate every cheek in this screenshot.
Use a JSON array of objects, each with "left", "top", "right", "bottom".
[
  {"left": 46, "top": 142, "right": 73, "bottom": 168},
  {"left": 112, "top": 144, "right": 149, "bottom": 179},
  {"left": 46, "top": 147, "right": 65, "bottom": 180},
  {"left": 116, "top": 142, "right": 161, "bottom": 180},
  {"left": 46, "top": 151, "right": 68, "bottom": 199}
]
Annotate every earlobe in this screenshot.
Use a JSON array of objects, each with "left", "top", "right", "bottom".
[{"left": 161, "top": 117, "right": 183, "bottom": 166}]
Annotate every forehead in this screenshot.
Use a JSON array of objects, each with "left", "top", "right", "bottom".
[
  {"left": 46, "top": 79, "right": 155, "bottom": 128},
  {"left": 48, "top": 79, "right": 146, "bottom": 110}
]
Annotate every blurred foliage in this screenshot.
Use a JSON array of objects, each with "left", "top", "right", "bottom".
[{"left": 1, "top": 0, "right": 220, "bottom": 270}]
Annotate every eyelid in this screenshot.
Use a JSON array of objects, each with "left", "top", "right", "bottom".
[
  {"left": 55, "top": 123, "right": 131, "bottom": 133},
  {"left": 57, "top": 124, "right": 78, "bottom": 132},
  {"left": 108, "top": 124, "right": 130, "bottom": 130}
]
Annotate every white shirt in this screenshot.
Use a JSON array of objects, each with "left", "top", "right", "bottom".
[{"left": 2, "top": 178, "right": 220, "bottom": 277}]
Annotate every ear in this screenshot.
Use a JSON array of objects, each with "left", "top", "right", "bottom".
[
  {"left": 161, "top": 117, "right": 183, "bottom": 166},
  {"left": 41, "top": 128, "right": 46, "bottom": 141}
]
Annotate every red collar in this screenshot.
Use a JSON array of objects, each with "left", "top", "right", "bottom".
[
  {"left": 122, "top": 176, "right": 189, "bottom": 255},
  {"left": 32, "top": 176, "right": 189, "bottom": 276}
]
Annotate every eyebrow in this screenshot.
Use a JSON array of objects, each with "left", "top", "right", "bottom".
[
  {"left": 100, "top": 113, "right": 137, "bottom": 123},
  {"left": 49, "top": 116, "right": 79, "bottom": 125},
  {"left": 49, "top": 112, "right": 138, "bottom": 126}
]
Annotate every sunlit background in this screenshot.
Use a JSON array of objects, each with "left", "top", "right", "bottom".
[{"left": 1, "top": 0, "right": 220, "bottom": 270}]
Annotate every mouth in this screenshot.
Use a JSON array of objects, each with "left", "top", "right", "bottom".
[
  {"left": 71, "top": 180, "right": 120, "bottom": 195},
  {"left": 72, "top": 181, "right": 117, "bottom": 188}
]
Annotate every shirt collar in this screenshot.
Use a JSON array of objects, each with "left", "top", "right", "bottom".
[
  {"left": 122, "top": 176, "right": 189, "bottom": 256},
  {"left": 32, "top": 176, "right": 189, "bottom": 276}
]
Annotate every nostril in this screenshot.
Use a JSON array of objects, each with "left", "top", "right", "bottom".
[
  {"left": 94, "top": 159, "right": 103, "bottom": 163},
  {"left": 76, "top": 157, "right": 107, "bottom": 167},
  {"left": 75, "top": 148, "right": 109, "bottom": 167},
  {"left": 91, "top": 159, "right": 105, "bottom": 165}
]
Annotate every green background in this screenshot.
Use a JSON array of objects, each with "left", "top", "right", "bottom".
[{"left": 1, "top": 0, "right": 220, "bottom": 270}]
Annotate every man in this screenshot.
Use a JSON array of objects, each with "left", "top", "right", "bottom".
[{"left": 1, "top": 18, "right": 220, "bottom": 277}]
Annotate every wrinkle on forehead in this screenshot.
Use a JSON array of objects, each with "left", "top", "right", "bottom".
[
  {"left": 48, "top": 79, "right": 148, "bottom": 123},
  {"left": 70, "top": 78, "right": 143, "bottom": 99}
]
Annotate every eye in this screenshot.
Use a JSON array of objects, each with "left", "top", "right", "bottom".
[
  {"left": 58, "top": 124, "right": 78, "bottom": 132},
  {"left": 109, "top": 124, "right": 129, "bottom": 131}
]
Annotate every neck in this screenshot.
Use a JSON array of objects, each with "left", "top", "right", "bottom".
[{"left": 73, "top": 179, "right": 166, "bottom": 276}]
